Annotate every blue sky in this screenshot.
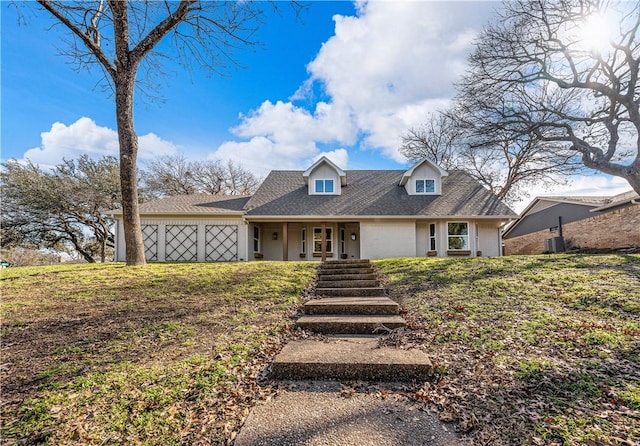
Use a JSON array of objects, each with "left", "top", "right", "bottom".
[{"left": 1, "top": 1, "right": 633, "bottom": 211}]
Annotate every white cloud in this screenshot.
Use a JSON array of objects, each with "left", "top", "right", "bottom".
[
  {"left": 210, "top": 100, "right": 357, "bottom": 176},
  {"left": 20, "top": 117, "right": 177, "bottom": 167},
  {"left": 211, "top": 1, "right": 493, "bottom": 169},
  {"left": 311, "top": 148, "right": 349, "bottom": 169},
  {"left": 233, "top": 100, "right": 356, "bottom": 147},
  {"left": 212, "top": 137, "right": 309, "bottom": 177},
  {"left": 303, "top": 1, "right": 491, "bottom": 159}
]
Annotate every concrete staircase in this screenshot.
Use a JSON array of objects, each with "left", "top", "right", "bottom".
[
  {"left": 271, "top": 259, "right": 432, "bottom": 382},
  {"left": 297, "top": 259, "right": 405, "bottom": 334}
]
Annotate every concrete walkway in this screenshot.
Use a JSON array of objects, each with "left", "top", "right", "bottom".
[
  {"left": 234, "top": 261, "right": 461, "bottom": 445},
  {"left": 234, "top": 382, "right": 463, "bottom": 446}
]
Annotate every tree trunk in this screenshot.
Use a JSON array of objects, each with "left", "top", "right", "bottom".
[
  {"left": 100, "top": 237, "right": 106, "bottom": 263},
  {"left": 115, "top": 73, "right": 146, "bottom": 266}
]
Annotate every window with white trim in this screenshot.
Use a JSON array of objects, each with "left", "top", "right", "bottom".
[
  {"left": 315, "top": 179, "right": 335, "bottom": 194},
  {"left": 253, "top": 226, "right": 260, "bottom": 252},
  {"left": 301, "top": 228, "right": 307, "bottom": 254},
  {"left": 313, "top": 227, "right": 333, "bottom": 253},
  {"left": 447, "top": 222, "right": 469, "bottom": 250},
  {"left": 340, "top": 228, "right": 346, "bottom": 254},
  {"left": 429, "top": 223, "right": 437, "bottom": 251},
  {"left": 415, "top": 179, "right": 435, "bottom": 193}
]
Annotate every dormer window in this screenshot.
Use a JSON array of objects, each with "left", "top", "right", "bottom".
[
  {"left": 399, "top": 158, "right": 448, "bottom": 196},
  {"left": 315, "top": 179, "right": 334, "bottom": 194},
  {"left": 415, "top": 179, "right": 435, "bottom": 194},
  {"left": 303, "top": 156, "right": 346, "bottom": 196}
]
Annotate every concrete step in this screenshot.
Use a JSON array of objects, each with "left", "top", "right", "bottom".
[
  {"left": 317, "top": 279, "right": 380, "bottom": 288},
  {"left": 317, "top": 273, "right": 378, "bottom": 281},
  {"left": 316, "top": 287, "right": 386, "bottom": 297},
  {"left": 324, "top": 259, "right": 371, "bottom": 265},
  {"left": 271, "top": 336, "right": 432, "bottom": 381},
  {"left": 296, "top": 315, "right": 406, "bottom": 334},
  {"left": 320, "top": 263, "right": 372, "bottom": 270},
  {"left": 318, "top": 267, "right": 375, "bottom": 275},
  {"left": 303, "top": 297, "right": 399, "bottom": 315}
]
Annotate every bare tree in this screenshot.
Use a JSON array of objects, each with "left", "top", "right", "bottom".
[
  {"left": 400, "top": 112, "right": 461, "bottom": 169},
  {"left": 141, "top": 155, "right": 260, "bottom": 198},
  {"left": 400, "top": 110, "right": 579, "bottom": 204},
  {"left": 190, "top": 160, "right": 227, "bottom": 195},
  {"left": 459, "top": 0, "right": 640, "bottom": 195},
  {"left": 223, "top": 160, "right": 260, "bottom": 195},
  {"left": 32, "top": 1, "right": 301, "bottom": 265},
  {"left": 141, "top": 153, "right": 197, "bottom": 199}
]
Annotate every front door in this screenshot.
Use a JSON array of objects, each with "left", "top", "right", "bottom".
[{"left": 342, "top": 223, "right": 360, "bottom": 259}]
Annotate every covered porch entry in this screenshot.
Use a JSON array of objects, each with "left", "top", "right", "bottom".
[{"left": 251, "top": 221, "right": 360, "bottom": 261}]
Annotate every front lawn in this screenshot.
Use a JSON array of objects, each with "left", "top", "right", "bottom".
[
  {"left": 0, "top": 262, "right": 316, "bottom": 445},
  {"left": 2, "top": 255, "right": 638, "bottom": 445},
  {"left": 376, "top": 254, "right": 640, "bottom": 445}
]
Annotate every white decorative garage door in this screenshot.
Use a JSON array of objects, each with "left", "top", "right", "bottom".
[
  {"left": 165, "top": 225, "right": 198, "bottom": 261},
  {"left": 141, "top": 225, "right": 158, "bottom": 261},
  {"left": 205, "top": 225, "right": 238, "bottom": 261}
]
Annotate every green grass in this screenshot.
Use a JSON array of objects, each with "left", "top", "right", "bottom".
[
  {"left": 3, "top": 255, "right": 638, "bottom": 445},
  {"left": 376, "top": 254, "right": 640, "bottom": 445},
  {"left": 1, "top": 261, "right": 316, "bottom": 445}
]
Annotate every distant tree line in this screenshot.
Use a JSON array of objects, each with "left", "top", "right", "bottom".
[
  {"left": 0, "top": 154, "right": 259, "bottom": 263},
  {"left": 141, "top": 154, "right": 259, "bottom": 199}
]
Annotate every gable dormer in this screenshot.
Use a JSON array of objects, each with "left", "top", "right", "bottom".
[
  {"left": 399, "top": 158, "right": 448, "bottom": 195},
  {"left": 303, "top": 156, "right": 347, "bottom": 195}
]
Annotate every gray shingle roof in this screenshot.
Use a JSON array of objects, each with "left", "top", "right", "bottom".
[
  {"left": 112, "top": 194, "right": 250, "bottom": 215},
  {"left": 592, "top": 190, "right": 639, "bottom": 211},
  {"left": 244, "top": 170, "right": 516, "bottom": 218}
]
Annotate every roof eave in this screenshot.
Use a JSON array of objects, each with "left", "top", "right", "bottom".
[
  {"left": 591, "top": 197, "right": 640, "bottom": 212},
  {"left": 244, "top": 214, "right": 515, "bottom": 221},
  {"left": 112, "top": 211, "right": 245, "bottom": 218}
]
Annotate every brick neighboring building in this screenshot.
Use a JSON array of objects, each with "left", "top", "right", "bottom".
[{"left": 503, "top": 190, "right": 640, "bottom": 255}]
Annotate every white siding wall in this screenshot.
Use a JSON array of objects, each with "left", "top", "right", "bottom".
[
  {"left": 287, "top": 223, "right": 305, "bottom": 261},
  {"left": 260, "top": 222, "right": 283, "bottom": 261},
  {"left": 308, "top": 164, "right": 341, "bottom": 195},
  {"left": 360, "top": 221, "right": 416, "bottom": 259},
  {"left": 416, "top": 223, "right": 428, "bottom": 256},
  {"left": 404, "top": 163, "right": 442, "bottom": 195},
  {"left": 114, "top": 217, "right": 246, "bottom": 262},
  {"left": 477, "top": 222, "right": 502, "bottom": 257}
]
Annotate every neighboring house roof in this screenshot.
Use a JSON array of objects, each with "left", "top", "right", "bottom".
[
  {"left": 244, "top": 170, "right": 516, "bottom": 218},
  {"left": 591, "top": 190, "right": 640, "bottom": 212},
  {"left": 111, "top": 194, "right": 250, "bottom": 216},
  {"left": 503, "top": 189, "right": 639, "bottom": 238}
]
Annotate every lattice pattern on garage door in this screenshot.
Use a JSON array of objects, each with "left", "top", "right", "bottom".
[
  {"left": 165, "top": 225, "right": 197, "bottom": 261},
  {"left": 141, "top": 225, "right": 158, "bottom": 261},
  {"left": 205, "top": 225, "right": 238, "bottom": 261}
]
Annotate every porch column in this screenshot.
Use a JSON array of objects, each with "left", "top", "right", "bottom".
[
  {"left": 321, "top": 222, "right": 327, "bottom": 262},
  {"left": 282, "top": 222, "right": 288, "bottom": 261}
]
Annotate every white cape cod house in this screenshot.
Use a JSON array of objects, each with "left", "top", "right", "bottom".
[{"left": 113, "top": 157, "right": 517, "bottom": 262}]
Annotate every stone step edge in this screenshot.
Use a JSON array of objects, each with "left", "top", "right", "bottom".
[
  {"left": 323, "top": 259, "right": 371, "bottom": 264},
  {"left": 315, "top": 287, "right": 386, "bottom": 297},
  {"left": 270, "top": 337, "right": 432, "bottom": 382},
  {"left": 316, "top": 281, "right": 380, "bottom": 288},
  {"left": 296, "top": 315, "right": 406, "bottom": 334},
  {"left": 303, "top": 297, "right": 399, "bottom": 315}
]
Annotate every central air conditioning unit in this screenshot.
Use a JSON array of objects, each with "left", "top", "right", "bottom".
[{"left": 544, "top": 236, "right": 565, "bottom": 253}]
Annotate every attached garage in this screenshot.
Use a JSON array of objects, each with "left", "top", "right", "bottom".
[{"left": 113, "top": 195, "right": 250, "bottom": 262}]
